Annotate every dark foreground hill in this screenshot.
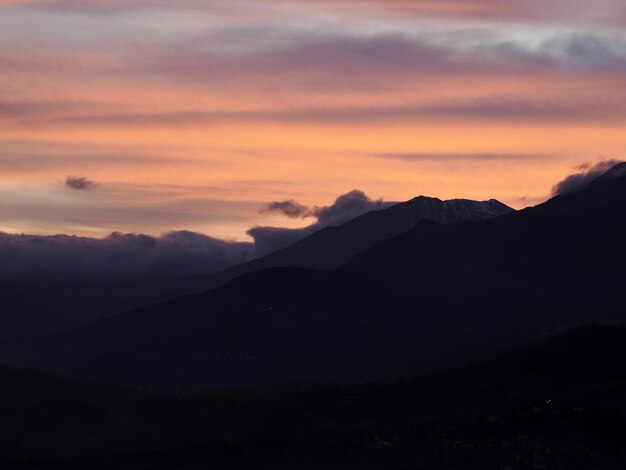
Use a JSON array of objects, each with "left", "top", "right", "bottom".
[
  {"left": 0, "top": 325, "right": 625, "bottom": 469},
  {"left": 0, "top": 164, "right": 624, "bottom": 391},
  {"left": 0, "top": 198, "right": 510, "bottom": 338}
]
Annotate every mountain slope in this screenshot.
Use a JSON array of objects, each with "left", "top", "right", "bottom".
[
  {"left": 0, "top": 166, "right": 624, "bottom": 391},
  {"left": 344, "top": 162, "right": 626, "bottom": 296},
  {"left": 0, "top": 197, "right": 510, "bottom": 338},
  {"left": 231, "top": 197, "right": 512, "bottom": 272},
  {"left": 174, "top": 197, "right": 512, "bottom": 294}
]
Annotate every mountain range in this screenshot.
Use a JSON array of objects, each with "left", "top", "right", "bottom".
[
  {"left": 0, "top": 197, "right": 511, "bottom": 338},
  {"left": 173, "top": 197, "right": 513, "bottom": 295},
  {"left": 0, "top": 163, "right": 624, "bottom": 391}
]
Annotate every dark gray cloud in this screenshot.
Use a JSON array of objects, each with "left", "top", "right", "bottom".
[
  {"left": 248, "top": 190, "right": 395, "bottom": 257},
  {"left": 260, "top": 200, "right": 312, "bottom": 219},
  {"left": 552, "top": 159, "right": 624, "bottom": 196},
  {"left": 65, "top": 175, "right": 99, "bottom": 191}
]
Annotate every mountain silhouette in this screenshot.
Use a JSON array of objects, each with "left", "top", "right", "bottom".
[
  {"left": 0, "top": 164, "right": 624, "bottom": 391},
  {"left": 0, "top": 197, "right": 510, "bottom": 338},
  {"left": 346, "top": 162, "right": 626, "bottom": 280},
  {"left": 174, "top": 197, "right": 512, "bottom": 294}
]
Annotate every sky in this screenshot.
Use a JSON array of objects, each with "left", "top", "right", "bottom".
[{"left": 1, "top": 0, "right": 625, "bottom": 241}]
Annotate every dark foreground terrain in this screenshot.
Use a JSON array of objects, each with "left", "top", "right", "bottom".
[{"left": 0, "top": 324, "right": 625, "bottom": 469}]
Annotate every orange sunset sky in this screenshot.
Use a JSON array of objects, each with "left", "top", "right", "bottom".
[{"left": 1, "top": 0, "right": 625, "bottom": 240}]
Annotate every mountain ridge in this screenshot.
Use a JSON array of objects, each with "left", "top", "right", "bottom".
[
  {"left": 0, "top": 196, "right": 511, "bottom": 338},
  {"left": 1, "top": 166, "right": 624, "bottom": 391},
  {"left": 173, "top": 196, "right": 513, "bottom": 294}
]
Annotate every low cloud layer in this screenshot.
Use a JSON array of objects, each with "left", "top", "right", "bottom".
[
  {"left": 0, "top": 231, "right": 253, "bottom": 283},
  {"left": 0, "top": 190, "right": 394, "bottom": 282},
  {"left": 552, "top": 159, "right": 624, "bottom": 196}
]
